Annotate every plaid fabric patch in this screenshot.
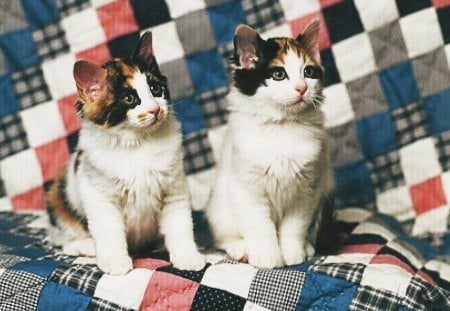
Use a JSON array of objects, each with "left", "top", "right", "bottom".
[
  {"left": 367, "top": 150, "right": 405, "bottom": 193},
  {"left": 56, "top": 0, "right": 91, "bottom": 17},
  {"left": 435, "top": 130, "right": 450, "bottom": 172},
  {"left": 86, "top": 297, "right": 135, "bottom": 311},
  {"left": 32, "top": 22, "right": 70, "bottom": 61},
  {"left": 241, "top": 0, "right": 285, "bottom": 33},
  {"left": 49, "top": 264, "right": 103, "bottom": 296},
  {"left": 197, "top": 86, "right": 229, "bottom": 128},
  {"left": 0, "top": 269, "right": 45, "bottom": 310},
  {"left": 182, "top": 129, "right": 215, "bottom": 175},
  {"left": 248, "top": 269, "right": 305, "bottom": 311},
  {"left": 309, "top": 262, "right": 366, "bottom": 284},
  {"left": 403, "top": 277, "right": 432, "bottom": 311},
  {"left": 391, "top": 102, "right": 429, "bottom": 146},
  {"left": 11, "top": 65, "right": 51, "bottom": 109},
  {"left": 350, "top": 285, "right": 400, "bottom": 311},
  {"left": 0, "top": 114, "right": 29, "bottom": 160},
  {"left": 0, "top": 254, "right": 28, "bottom": 269}
]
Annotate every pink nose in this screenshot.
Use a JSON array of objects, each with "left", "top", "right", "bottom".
[
  {"left": 296, "top": 84, "right": 307, "bottom": 95},
  {"left": 149, "top": 105, "right": 160, "bottom": 115}
]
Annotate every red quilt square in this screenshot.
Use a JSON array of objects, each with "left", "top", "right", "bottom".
[
  {"left": 76, "top": 43, "right": 112, "bottom": 66},
  {"left": 432, "top": 0, "right": 450, "bottom": 8},
  {"left": 35, "top": 137, "right": 70, "bottom": 182},
  {"left": 134, "top": 258, "right": 172, "bottom": 270},
  {"left": 12, "top": 186, "right": 46, "bottom": 211},
  {"left": 97, "top": 0, "right": 139, "bottom": 41},
  {"left": 370, "top": 254, "right": 415, "bottom": 275},
  {"left": 290, "top": 12, "right": 331, "bottom": 49},
  {"left": 410, "top": 176, "right": 447, "bottom": 215},
  {"left": 319, "top": 0, "right": 343, "bottom": 8},
  {"left": 141, "top": 271, "right": 199, "bottom": 311},
  {"left": 58, "top": 94, "right": 81, "bottom": 134}
]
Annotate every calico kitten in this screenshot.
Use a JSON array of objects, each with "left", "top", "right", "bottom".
[
  {"left": 206, "top": 20, "right": 337, "bottom": 268},
  {"left": 47, "top": 32, "right": 205, "bottom": 275}
]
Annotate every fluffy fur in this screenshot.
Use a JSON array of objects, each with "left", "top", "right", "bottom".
[
  {"left": 47, "top": 32, "right": 205, "bottom": 275},
  {"left": 206, "top": 20, "right": 335, "bottom": 268}
]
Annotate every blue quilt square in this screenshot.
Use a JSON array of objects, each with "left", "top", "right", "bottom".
[
  {"left": 379, "top": 61, "right": 420, "bottom": 109},
  {"left": 0, "top": 76, "right": 19, "bottom": 116},
  {"left": 296, "top": 272, "right": 357, "bottom": 311},
  {"left": 208, "top": 1, "right": 246, "bottom": 45},
  {"left": 0, "top": 29, "right": 39, "bottom": 71},
  {"left": 334, "top": 160, "right": 375, "bottom": 208},
  {"left": 422, "top": 89, "right": 450, "bottom": 135},
  {"left": 21, "top": 0, "right": 59, "bottom": 28},
  {"left": 357, "top": 113, "right": 398, "bottom": 158},
  {"left": 186, "top": 48, "right": 229, "bottom": 94},
  {"left": 173, "top": 96, "right": 207, "bottom": 134},
  {"left": 12, "top": 259, "right": 64, "bottom": 278},
  {"left": 37, "top": 282, "right": 91, "bottom": 311}
]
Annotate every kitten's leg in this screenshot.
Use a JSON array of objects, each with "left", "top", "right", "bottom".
[
  {"left": 63, "top": 238, "right": 96, "bottom": 257},
  {"left": 279, "top": 207, "right": 316, "bottom": 266},
  {"left": 160, "top": 194, "right": 205, "bottom": 271}
]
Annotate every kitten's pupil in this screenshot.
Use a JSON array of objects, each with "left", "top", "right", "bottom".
[{"left": 271, "top": 67, "right": 287, "bottom": 81}]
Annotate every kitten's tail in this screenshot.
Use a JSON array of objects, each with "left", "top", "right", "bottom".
[{"left": 315, "top": 193, "right": 342, "bottom": 255}]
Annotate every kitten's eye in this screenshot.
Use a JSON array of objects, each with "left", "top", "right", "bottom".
[
  {"left": 150, "top": 84, "right": 163, "bottom": 96},
  {"left": 304, "top": 66, "right": 321, "bottom": 79},
  {"left": 271, "top": 68, "right": 287, "bottom": 81},
  {"left": 121, "top": 94, "right": 136, "bottom": 105}
]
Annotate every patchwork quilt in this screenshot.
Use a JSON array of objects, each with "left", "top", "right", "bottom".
[{"left": 0, "top": 0, "right": 450, "bottom": 310}]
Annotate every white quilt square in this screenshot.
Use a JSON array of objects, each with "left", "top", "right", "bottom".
[
  {"left": 412, "top": 205, "right": 449, "bottom": 236},
  {"left": 0, "top": 149, "right": 43, "bottom": 196},
  {"left": 399, "top": 138, "right": 441, "bottom": 185},
  {"left": 261, "top": 23, "right": 292, "bottom": 39},
  {"left": 332, "top": 33, "right": 376, "bottom": 82},
  {"left": 166, "top": 0, "right": 206, "bottom": 19},
  {"left": 90, "top": 0, "right": 114, "bottom": 8},
  {"left": 376, "top": 186, "right": 415, "bottom": 222},
  {"left": 42, "top": 53, "right": 77, "bottom": 100},
  {"left": 322, "top": 83, "right": 355, "bottom": 128},
  {"left": 354, "top": 0, "right": 399, "bottom": 31},
  {"left": 0, "top": 198, "right": 12, "bottom": 211},
  {"left": 61, "top": 8, "right": 106, "bottom": 53},
  {"left": 201, "top": 262, "right": 257, "bottom": 298},
  {"left": 361, "top": 264, "right": 411, "bottom": 296},
  {"left": 142, "top": 22, "right": 184, "bottom": 65},
  {"left": 353, "top": 222, "right": 396, "bottom": 242},
  {"left": 243, "top": 302, "right": 271, "bottom": 311},
  {"left": 441, "top": 171, "right": 450, "bottom": 202},
  {"left": 445, "top": 44, "right": 450, "bottom": 72},
  {"left": 279, "top": 0, "right": 320, "bottom": 21},
  {"left": 20, "top": 101, "right": 66, "bottom": 147},
  {"left": 400, "top": 8, "right": 444, "bottom": 58}
]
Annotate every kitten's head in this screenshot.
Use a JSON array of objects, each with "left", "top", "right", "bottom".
[
  {"left": 73, "top": 32, "right": 170, "bottom": 131},
  {"left": 232, "top": 19, "right": 324, "bottom": 118}
]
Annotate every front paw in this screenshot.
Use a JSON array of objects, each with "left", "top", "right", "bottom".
[
  {"left": 170, "top": 250, "right": 206, "bottom": 271},
  {"left": 282, "top": 241, "right": 315, "bottom": 266},
  {"left": 248, "top": 248, "right": 284, "bottom": 269},
  {"left": 97, "top": 254, "right": 133, "bottom": 275}
]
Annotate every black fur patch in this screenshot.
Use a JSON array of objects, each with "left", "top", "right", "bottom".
[{"left": 74, "top": 150, "right": 83, "bottom": 173}]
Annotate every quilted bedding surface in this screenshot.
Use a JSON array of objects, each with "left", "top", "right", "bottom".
[{"left": 1, "top": 0, "right": 450, "bottom": 310}]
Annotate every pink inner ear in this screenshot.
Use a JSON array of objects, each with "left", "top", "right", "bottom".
[
  {"left": 135, "top": 31, "right": 154, "bottom": 63},
  {"left": 73, "top": 60, "right": 106, "bottom": 100},
  {"left": 234, "top": 25, "right": 261, "bottom": 69}
]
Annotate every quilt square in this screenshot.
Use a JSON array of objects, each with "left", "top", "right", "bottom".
[
  {"left": 35, "top": 137, "right": 70, "bottom": 182},
  {"left": 437, "top": 6, "right": 450, "bottom": 43},
  {"left": 0, "top": 1, "right": 27, "bottom": 34},
  {"left": 354, "top": 0, "right": 399, "bottom": 31},
  {"left": 42, "top": 53, "right": 77, "bottom": 100},
  {"left": 56, "top": 0, "right": 91, "bottom": 17},
  {"left": 32, "top": 22, "right": 70, "bottom": 62},
  {"left": 0, "top": 269, "right": 44, "bottom": 311},
  {"left": 369, "top": 21, "right": 408, "bottom": 70},
  {"left": 0, "top": 114, "right": 29, "bottom": 160},
  {"left": 166, "top": 0, "right": 206, "bottom": 19},
  {"left": 322, "top": 83, "right": 354, "bottom": 128},
  {"left": 160, "top": 59, "right": 193, "bottom": 100},
  {"left": 323, "top": 0, "right": 364, "bottom": 43},
  {"left": 191, "top": 284, "right": 246, "bottom": 311},
  {"left": 182, "top": 128, "right": 215, "bottom": 174},
  {"left": 376, "top": 186, "right": 415, "bottom": 222},
  {"left": 379, "top": 61, "right": 420, "bottom": 109},
  {"left": 87, "top": 297, "right": 135, "bottom": 311},
  {"left": 130, "top": 0, "right": 171, "bottom": 29},
  {"left": 435, "top": 129, "right": 450, "bottom": 171},
  {"left": 197, "top": 86, "right": 229, "bottom": 128},
  {"left": 280, "top": 0, "right": 319, "bottom": 20},
  {"left": 391, "top": 102, "right": 429, "bottom": 146},
  {"left": 208, "top": 1, "right": 247, "bottom": 45},
  {"left": 145, "top": 21, "right": 184, "bottom": 65},
  {"left": 241, "top": 0, "right": 286, "bottom": 33},
  {"left": 422, "top": 89, "right": 450, "bottom": 135},
  {"left": 309, "top": 262, "right": 366, "bottom": 284},
  {"left": 350, "top": 285, "right": 401, "bottom": 311},
  {"left": 0, "top": 254, "right": 28, "bottom": 269},
  {"left": 320, "top": 47, "right": 340, "bottom": 86},
  {"left": 410, "top": 175, "right": 447, "bottom": 215},
  {"left": 432, "top": 0, "right": 450, "bottom": 8},
  {"left": 21, "top": 0, "right": 59, "bottom": 28},
  {"left": 11, "top": 186, "right": 46, "bottom": 211},
  {"left": 0, "top": 75, "right": 20, "bottom": 117},
  {"left": 395, "top": 0, "right": 432, "bottom": 17},
  {"left": 157, "top": 264, "right": 208, "bottom": 283},
  {"left": 76, "top": 43, "right": 112, "bottom": 65},
  {"left": 107, "top": 31, "right": 140, "bottom": 59},
  {"left": 11, "top": 65, "right": 51, "bottom": 110},
  {"left": 37, "top": 282, "right": 91, "bottom": 311},
  {"left": 411, "top": 198, "right": 450, "bottom": 235},
  {"left": 176, "top": 10, "right": 217, "bottom": 55},
  {"left": 49, "top": 264, "right": 103, "bottom": 296},
  {"left": 290, "top": 12, "right": 331, "bottom": 50},
  {"left": 97, "top": 0, "right": 139, "bottom": 41},
  {"left": 0, "top": 29, "right": 39, "bottom": 72},
  {"left": 327, "top": 121, "right": 363, "bottom": 166},
  {"left": 57, "top": 94, "right": 81, "bottom": 134},
  {"left": 173, "top": 96, "right": 206, "bottom": 135},
  {"left": 367, "top": 150, "right": 405, "bottom": 193}
]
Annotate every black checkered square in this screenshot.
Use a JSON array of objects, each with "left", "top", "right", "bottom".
[
  {"left": 0, "top": 113, "right": 29, "bottom": 160},
  {"left": 309, "top": 262, "right": 366, "bottom": 284},
  {"left": 11, "top": 65, "right": 52, "bottom": 109},
  {"left": 197, "top": 86, "right": 229, "bottom": 128},
  {"left": 367, "top": 150, "right": 405, "bottom": 192},
  {"left": 56, "top": 0, "right": 90, "bottom": 17},
  {"left": 435, "top": 130, "right": 450, "bottom": 172},
  {"left": 87, "top": 297, "right": 135, "bottom": 311},
  {"left": 182, "top": 129, "right": 215, "bottom": 175},
  {"left": 241, "top": 0, "right": 285, "bottom": 33},
  {"left": 49, "top": 264, "right": 103, "bottom": 296},
  {"left": 248, "top": 269, "right": 305, "bottom": 311},
  {"left": 32, "top": 22, "right": 70, "bottom": 61},
  {"left": 391, "top": 102, "right": 429, "bottom": 146},
  {"left": 350, "top": 285, "right": 400, "bottom": 311},
  {"left": 191, "top": 285, "right": 247, "bottom": 311},
  {"left": 0, "top": 269, "right": 45, "bottom": 310}
]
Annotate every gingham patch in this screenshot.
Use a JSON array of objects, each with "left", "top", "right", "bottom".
[
  {"left": 197, "top": 86, "right": 229, "bottom": 128},
  {"left": 349, "top": 285, "right": 400, "bottom": 311},
  {"left": 367, "top": 150, "right": 405, "bottom": 193},
  {"left": 11, "top": 65, "right": 51, "bottom": 109},
  {"left": 32, "top": 22, "right": 70, "bottom": 61},
  {"left": 56, "top": 0, "right": 91, "bottom": 17},
  {"left": 0, "top": 269, "right": 45, "bottom": 310},
  {"left": 242, "top": 0, "right": 285, "bottom": 33},
  {"left": 0, "top": 254, "right": 28, "bottom": 269},
  {"left": 86, "top": 297, "right": 135, "bottom": 311},
  {"left": 49, "top": 264, "right": 103, "bottom": 296},
  {"left": 0, "top": 114, "right": 29, "bottom": 160},
  {"left": 435, "top": 130, "right": 450, "bottom": 172},
  {"left": 309, "top": 262, "right": 367, "bottom": 284},
  {"left": 182, "top": 129, "right": 215, "bottom": 174},
  {"left": 391, "top": 102, "right": 429, "bottom": 146},
  {"left": 248, "top": 269, "right": 305, "bottom": 311}
]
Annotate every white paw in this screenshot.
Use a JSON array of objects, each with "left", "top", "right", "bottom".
[
  {"left": 171, "top": 250, "right": 206, "bottom": 271},
  {"left": 63, "top": 238, "right": 96, "bottom": 257},
  {"left": 248, "top": 248, "right": 284, "bottom": 269},
  {"left": 97, "top": 255, "right": 133, "bottom": 275},
  {"left": 222, "top": 239, "right": 247, "bottom": 261},
  {"left": 282, "top": 241, "right": 315, "bottom": 266}
]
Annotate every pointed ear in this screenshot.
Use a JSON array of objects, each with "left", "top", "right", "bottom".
[
  {"left": 233, "top": 24, "right": 265, "bottom": 69},
  {"left": 134, "top": 31, "right": 154, "bottom": 64},
  {"left": 296, "top": 18, "right": 321, "bottom": 62},
  {"left": 73, "top": 60, "right": 107, "bottom": 102}
]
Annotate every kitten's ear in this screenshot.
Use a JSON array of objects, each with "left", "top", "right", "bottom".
[
  {"left": 233, "top": 25, "right": 265, "bottom": 69},
  {"left": 73, "top": 60, "right": 107, "bottom": 102},
  {"left": 134, "top": 31, "right": 154, "bottom": 64},
  {"left": 296, "top": 19, "right": 321, "bottom": 62}
]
